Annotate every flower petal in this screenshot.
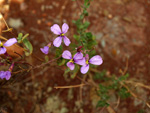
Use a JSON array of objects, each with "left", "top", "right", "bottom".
[
  {"left": 73, "top": 52, "right": 83, "bottom": 60},
  {"left": 85, "top": 54, "right": 89, "bottom": 60},
  {"left": 5, "top": 71, "right": 11, "bottom": 80},
  {"left": 74, "top": 57, "right": 86, "bottom": 65},
  {"left": 62, "top": 23, "right": 69, "bottom": 34},
  {"left": 62, "top": 50, "right": 72, "bottom": 59},
  {"left": 89, "top": 55, "right": 103, "bottom": 65},
  {"left": 3, "top": 38, "right": 17, "bottom": 47},
  {"left": 0, "top": 71, "right": 5, "bottom": 79},
  {"left": 40, "top": 46, "right": 49, "bottom": 54},
  {"left": 0, "top": 47, "right": 6, "bottom": 54},
  {"left": 81, "top": 64, "right": 89, "bottom": 74},
  {"left": 63, "top": 36, "right": 71, "bottom": 46},
  {"left": 53, "top": 37, "right": 62, "bottom": 47},
  {"left": 50, "top": 24, "right": 61, "bottom": 35},
  {"left": 67, "top": 62, "right": 75, "bottom": 70}
]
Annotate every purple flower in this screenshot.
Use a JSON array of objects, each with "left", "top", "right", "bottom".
[
  {"left": 40, "top": 43, "right": 51, "bottom": 54},
  {"left": 40, "top": 46, "right": 49, "bottom": 54},
  {"left": 0, "top": 71, "right": 11, "bottom": 80},
  {"left": 5, "top": 71, "right": 11, "bottom": 80},
  {"left": 62, "top": 50, "right": 85, "bottom": 70},
  {"left": 0, "top": 71, "right": 6, "bottom": 79},
  {"left": 0, "top": 38, "right": 17, "bottom": 55},
  {"left": 50, "top": 23, "right": 71, "bottom": 47},
  {"left": 81, "top": 54, "right": 103, "bottom": 74}
]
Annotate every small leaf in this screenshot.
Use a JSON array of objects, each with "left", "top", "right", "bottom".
[
  {"left": 45, "top": 55, "right": 49, "bottom": 62},
  {"left": 22, "top": 34, "right": 29, "bottom": 41},
  {"left": 73, "top": 34, "right": 80, "bottom": 40},
  {"left": 86, "top": 32, "right": 92, "bottom": 39},
  {"left": 137, "top": 109, "right": 145, "bottom": 113},
  {"left": 118, "top": 73, "right": 129, "bottom": 81},
  {"left": 17, "top": 33, "right": 23, "bottom": 43},
  {"left": 55, "top": 45, "right": 63, "bottom": 58},
  {"left": 93, "top": 70, "right": 106, "bottom": 80},
  {"left": 63, "top": 68, "right": 70, "bottom": 77},
  {"left": 57, "top": 58, "right": 66, "bottom": 66},
  {"left": 83, "top": 21, "right": 90, "bottom": 29},
  {"left": 23, "top": 38, "right": 33, "bottom": 56},
  {"left": 83, "top": 10, "right": 88, "bottom": 16},
  {"left": 118, "top": 87, "right": 131, "bottom": 99},
  {"left": 96, "top": 100, "right": 109, "bottom": 108}
]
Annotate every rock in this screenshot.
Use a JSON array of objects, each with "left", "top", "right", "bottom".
[{"left": 8, "top": 18, "right": 24, "bottom": 29}]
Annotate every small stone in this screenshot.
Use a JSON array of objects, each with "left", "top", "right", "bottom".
[
  {"left": 41, "top": 5, "right": 45, "bottom": 11},
  {"left": 60, "top": 107, "right": 68, "bottom": 113},
  {"left": 8, "top": 18, "right": 24, "bottom": 29},
  {"left": 101, "top": 39, "right": 106, "bottom": 48},
  {"left": 47, "top": 87, "right": 52, "bottom": 92},
  {"left": 37, "top": 19, "right": 41, "bottom": 24},
  {"left": 108, "top": 14, "right": 113, "bottom": 19}
]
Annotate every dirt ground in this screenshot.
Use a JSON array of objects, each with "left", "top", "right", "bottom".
[{"left": 0, "top": 0, "right": 150, "bottom": 113}]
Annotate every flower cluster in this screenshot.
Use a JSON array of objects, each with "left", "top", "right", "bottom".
[
  {"left": 40, "top": 23, "right": 103, "bottom": 74},
  {"left": 62, "top": 51, "right": 103, "bottom": 74},
  {"left": 62, "top": 50, "right": 85, "bottom": 70}
]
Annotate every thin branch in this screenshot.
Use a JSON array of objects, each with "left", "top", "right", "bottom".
[
  {"left": 125, "top": 81, "right": 150, "bottom": 90},
  {"left": 54, "top": 84, "right": 86, "bottom": 89}
]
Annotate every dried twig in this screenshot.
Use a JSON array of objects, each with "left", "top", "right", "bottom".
[{"left": 54, "top": 84, "right": 86, "bottom": 89}]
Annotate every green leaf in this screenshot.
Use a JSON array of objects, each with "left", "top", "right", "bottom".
[
  {"left": 17, "top": 33, "right": 33, "bottom": 56},
  {"left": 86, "top": 32, "right": 92, "bottom": 39},
  {"left": 57, "top": 58, "right": 66, "bottom": 66},
  {"left": 86, "top": 40, "right": 97, "bottom": 49},
  {"left": 83, "top": 21, "right": 90, "bottom": 29},
  {"left": 63, "top": 68, "right": 70, "bottom": 77},
  {"left": 88, "top": 50, "right": 96, "bottom": 56},
  {"left": 45, "top": 55, "right": 49, "bottom": 62},
  {"left": 111, "top": 79, "right": 119, "bottom": 89},
  {"left": 22, "top": 38, "right": 33, "bottom": 56},
  {"left": 137, "top": 109, "right": 145, "bottom": 113},
  {"left": 118, "top": 87, "right": 131, "bottom": 99},
  {"left": 93, "top": 70, "right": 106, "bottom": 80},
  {"left": 118, "top": 73, "right": 129, "bottom": 81},
  {"left": 84, "top": 0, "right": 89, "bottom": 6},
  {"left": 80, "top": 14, "right": 84, "bottom": 20},
  {"left": 71, "top": 65, "right": 79, "bottom": 79},
  {"left": 99, "top": 84, "right": 108, "bottom": 94},
  {"left": 83, "top": 10, "right": 88, "bottom": 16},
  {"left": 96, "top": 100, "right": 109, "bottom": 108},
  {"left": 17, "top": 33, "right": 23, "bottom": 43},
  {"left": 55, "top": 45, "right": 63, "bottom": 58},
  {"left": 73, "top": 34, "right": 80, "bottom": 40},
  {"left": 22, "top": 34, "right": 29, "bottom": 41}
]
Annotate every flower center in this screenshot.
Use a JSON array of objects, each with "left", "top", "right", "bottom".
[
  {"left": 69, "top": 59, "right": 74, "bottom": 63},
  {"left": 0, "top": 42, "right": 3, "bottom": 47},
  {"left": 61, "top": 33, "right": 64, "bottom": 37},
  {"left": 86, "top": 60, "right": 89, "bottom": 64}
]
